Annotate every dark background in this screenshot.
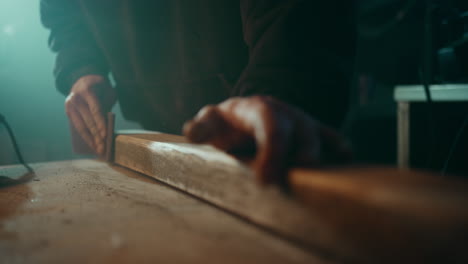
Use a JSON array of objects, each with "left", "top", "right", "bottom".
[{"left": 0, "top": 1, "right": 139, "bottom": 165}]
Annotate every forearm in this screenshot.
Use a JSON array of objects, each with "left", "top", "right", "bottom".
[{"left": 41, "top": 0, "right": 109, "bottom": 96}]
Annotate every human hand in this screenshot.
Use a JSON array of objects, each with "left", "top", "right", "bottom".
[
  {"left": 183, "top": 96, "right": 352, "bottom": 185},
  {"left": 65, "top": 75, "right": 116, "bottom": 155}
]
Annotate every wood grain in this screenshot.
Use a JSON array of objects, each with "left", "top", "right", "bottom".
[
  {"left": 0, "top": 160, "right": 325, "bottom": 264},
  {"left": 114, "top": 132, "right": 468, "bottom": 263}
]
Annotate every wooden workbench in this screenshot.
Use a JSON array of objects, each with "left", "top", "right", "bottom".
[
  {"left": 0, "top": 160, "right": 324, "bottom": 264},
  {"left": 1, "top": 132, "right": 467, "bottom": 263}
]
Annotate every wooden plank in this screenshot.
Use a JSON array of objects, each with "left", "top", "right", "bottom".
[
  {"left": 0, "top": 160, "right": 325, "bottom": 264},
  {"left": 114, "top": 132, "right": 468, "bottom": 263}
]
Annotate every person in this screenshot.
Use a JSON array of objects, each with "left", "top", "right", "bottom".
[
  {"left": 40, "top": 0, "right": 356, "bottom": 155},
  {"left": 183, "top": 1, "right": 468, "bottom": 182}
]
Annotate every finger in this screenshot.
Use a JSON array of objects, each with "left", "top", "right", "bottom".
[
  {"left": 183, "top": 105, "right": 225, "bottom": 143},
  {"left": 184, "top": 105, "right": 252, "bottom": 152},
  {"left": 75, "top": 99, "right": 104, "bottom": 155},
  {"left": 67, "top": 108, "right": 96, "bottom": 152},
  {"left": 218, "top": 97, "right": 293, "bottom": 185},
  {"left": 82, "top": 91, "right": 106, "bottom": 139},
  {"left": 252, "top": 109, "right": 293, "bottom": 185}
]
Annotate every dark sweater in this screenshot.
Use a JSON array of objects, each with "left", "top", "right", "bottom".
[{"left": 41, "top": 0, "right": 356, "bottom": 133}]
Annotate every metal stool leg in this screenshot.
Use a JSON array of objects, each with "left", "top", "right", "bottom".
[{"left": 397, "top": 102, "right": 410, "bottom": 168}]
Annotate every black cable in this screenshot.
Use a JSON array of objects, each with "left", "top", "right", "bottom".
[
  {"left": 0, "top": 113, "right": 34, "bottom": 173},
  {"left": 441, "top": 113, "right": 468, "bottom": 176}
]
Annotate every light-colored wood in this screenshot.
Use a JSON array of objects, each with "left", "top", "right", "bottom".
[
  {"left": 114, "top": 132, "right": 468, "bottom": 263},
  {"left": 114, "top": 133, "right": 326, "bottom": 253},
  {"left": 0, "top": 160, "right": 326, "bottom": 264},
  {"left": 290, "top": 168, "right": 468, "bottom": 263}
]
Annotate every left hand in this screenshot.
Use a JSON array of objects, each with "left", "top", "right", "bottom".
[
  {"left": 65, "top": 75, "right": 116, "bottom": 155},
  {"left": 183, "top": 96, "right": 352, "bottom": 185}
]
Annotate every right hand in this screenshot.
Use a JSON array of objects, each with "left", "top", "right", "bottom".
[
  {"left": 65, "top": 75, "right": 116, "bottom": 155},
  {"left": 183, "top": 96, "right": 352, "bottom": 185}
]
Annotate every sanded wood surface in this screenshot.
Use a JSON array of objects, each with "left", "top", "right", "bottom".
[
  {"left": 114, "top": 132, "right": 468, "bottom": 263},
  {"left": 0, "top": 160, "right": 326, "bottom": 264}
]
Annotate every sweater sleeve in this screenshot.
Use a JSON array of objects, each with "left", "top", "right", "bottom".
[
  {"left": 236, "top": 0, "right": 356, "bottom": 127},
  {"left": 40, "top": 0, "right": 109, "bottom": 96}
]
